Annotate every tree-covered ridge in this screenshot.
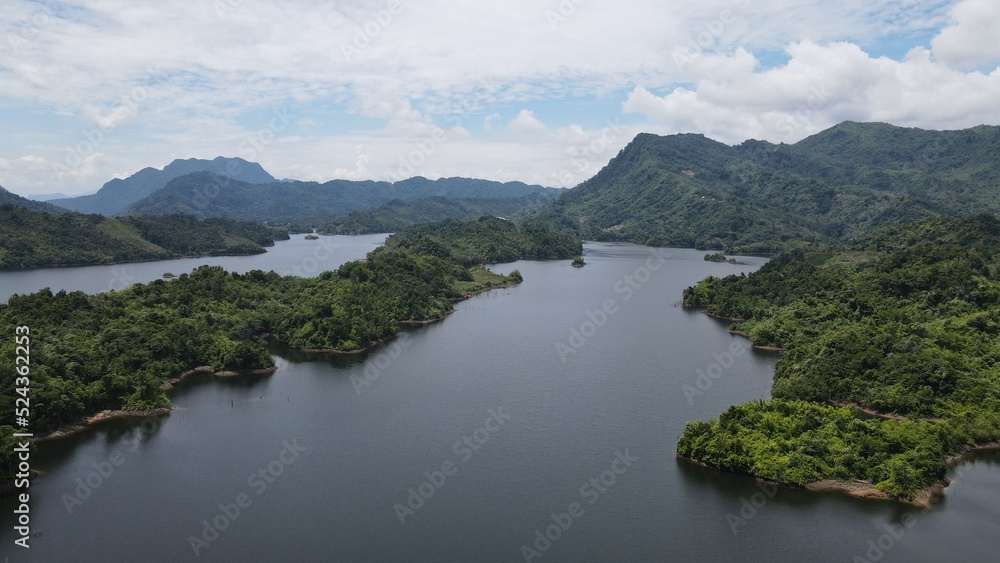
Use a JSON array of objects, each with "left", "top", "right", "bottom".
[
  {"left": 0, "top": 206, "right": 290, "bottom": 269},
  {"left": 543, "top": 122, "right": 1000, "bottom": 253},
  {"left": 384, "top": 216, "right": 582, "bottom": 266},
  {"left": 312, "top": 193, "right": 557, "bottom": 235},
  {"left": 678, "top": 214, "right": 1000, "bottom": 500}
]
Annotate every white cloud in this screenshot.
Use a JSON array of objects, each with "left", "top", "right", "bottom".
[
  {"left": 508, "top": 109, "right": 548, "bottom": 135},
  {"left": 624, "top": 40, "right": 1000, "bottom": 144},
  {"left": 931, "top": 0, "right": 1000, "bottom": 70},
  {"left": 0, "top": 1, "right": 997, "bottom": 193}
]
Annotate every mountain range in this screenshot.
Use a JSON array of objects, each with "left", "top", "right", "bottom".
[
  {"left": 50, "top": 157, "right": 276, "bottom": 215},
  {"left": 541, "top": 121, "right": 1000, "bottom": 252}
]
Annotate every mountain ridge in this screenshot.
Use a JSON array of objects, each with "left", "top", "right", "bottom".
[
  {"left": 49, "top": 156, "right": 276, "bottom": 216},
  {"left": 541, "top": 121, "right": 1000, "bottom": 252}
]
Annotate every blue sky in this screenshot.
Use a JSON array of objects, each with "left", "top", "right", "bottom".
[{"left": 1, "top": 0, "right": 998, "bottom": 196}]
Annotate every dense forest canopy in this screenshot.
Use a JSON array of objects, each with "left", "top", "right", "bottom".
[
  {"left": 383, "top": 216, "right": 582, "bottom": 266},
  {"left": 300, "top": 193, "right": 557, "bottom": 235},
  {"left": 0, "top": 206, "right": 289, "bottom": 269},
  {"left": 678, "top": 214, "right": 1000, "bottom": 499},
  {"left": 542, "top": 122, "right": 1000, "bottom": 252}
]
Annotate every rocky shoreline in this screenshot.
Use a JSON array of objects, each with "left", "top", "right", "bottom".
[{"left": 679, "top": 441, "right": 1000, "bottom": 508}]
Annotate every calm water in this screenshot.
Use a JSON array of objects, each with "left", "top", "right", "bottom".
[{"left": 2, "top": 242, "right": 999, "bottom": 562}]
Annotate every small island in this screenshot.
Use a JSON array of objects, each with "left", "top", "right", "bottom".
[
  {"left": 703, "top": 252, "right": 736, "bottom": 264},
  {"left": 304, "top": 234, "right": 320, "bottom": 240},
  {"left": 571, "top": 256, "right": 586, "bottom": 268}
]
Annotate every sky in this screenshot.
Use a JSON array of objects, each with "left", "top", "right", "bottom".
[{"left": 0, "top": 0, "right": 998, "bottom": 197}]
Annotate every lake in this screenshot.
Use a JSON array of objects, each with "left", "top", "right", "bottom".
[{"left": 2, "top": 236, "right": 998, "bottom": 562}]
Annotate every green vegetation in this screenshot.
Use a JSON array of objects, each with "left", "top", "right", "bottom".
[
  {"left": 678, "top": 214, "right": 1000, "bottom": 500},
  {"left": 704, "top": 253, "right": 735, "bottom": 264},
  {"left": 308, "top": 194, "right": 557, "bottom": 235},
  {"left": 572, "top": 256, "right": 586, "bottom": 267},
  {"left": 124, "top": 173, "right": 561, "bottom": 222},
  {"left": 0, "top": 206, "right": 289, "bottom": 269},
  {"left": 0, "top": 217, "right": 576, "bottom": 484},
  {"left": 383, "top": 216, "right": 582, "bottom": 266},
  {"left": 543, "top": 122, "right": 1000, "bottom": 253}
]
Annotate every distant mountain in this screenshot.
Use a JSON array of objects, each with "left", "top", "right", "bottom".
[
  {"left": 0, "top": 185, "right": 68, "bottom": 214},
  {"left": 49, "top": 157, "right": 276, "bottom": 216},
  {"left": 27, "top": 192, "right": 78, "bottom": 201},
  {"left": 123, "top": 174, "right": 561, "bottom": 222},
  {"left": 541, "top": 122, "right": 1000, "bottom": 253},
  {"left": 316, "top": 192, "right": 559, "bottom": 234}
]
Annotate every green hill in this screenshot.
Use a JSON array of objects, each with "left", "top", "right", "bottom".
[
  {"left": 543, "top": 122, "right": 1000, "bottom": 253},
  {"left": 678, "top": 214, "right": 1000, "bottom": 500},
  {"left": 0, "top": 206, "right": 289, "bottom": 270},
  {"left": 316, "top": 193, "right": 558, "bottom": 235},
  {"left": 0, "top": 185, "right": 68, "bottom": 214}
]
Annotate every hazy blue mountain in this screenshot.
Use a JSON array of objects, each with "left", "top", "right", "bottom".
[
  {"left": 26, "top": 192, "right": 79, "bottom": 201},
  {"left": 49, "top": 157, "right": 276, "bottom": 216},
  {"left": 123, "top": 173, "right": 561, "bottom": 222}
]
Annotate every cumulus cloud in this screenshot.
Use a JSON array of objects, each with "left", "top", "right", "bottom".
[
  {"left": 931, "top": 0, "right": 1000, "bottom": 70},
  {"left": 508, "top": 110, "right": 548, "bottom": 135},
  {"left": 624, "top": 40, "right": 1000, "bottom": 143},
  {"left": 0, "top": 0, "right": 997, "bottom": 193}
]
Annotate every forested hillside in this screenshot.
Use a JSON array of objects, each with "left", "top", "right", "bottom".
[
  {"left": 0, "top": 206, "right": 289, "bottom": 269},
  {"left": 123, "top": 173, "right": 560, "bottom": 222},
  {"left": 543, "top": 122, "right": 1000, "bottom": 253},
  {"left": 677, "top": 214, "right": 1000, "bottom": 499},
  {"left": 384, "top": 216, "right": 582, "bottom": 266},
  {"left": 315, "top": 193, "right": 556, "bottom": 235},
  {"left": 0, "top": 186, "right": 67, "bottom": 214}
]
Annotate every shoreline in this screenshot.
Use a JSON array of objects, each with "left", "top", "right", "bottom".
[
  {"left": 678, "top": 442, "right": 1000, "bottom": 509},
  {"left": 35, "top": 407, "right": 175, "bottom": 442},
  {"left": 10, "top": 276, "right": 520, "bottom": 492},
  {"left": 289, "top": 282, "right": 517, "bottom": 354}
]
